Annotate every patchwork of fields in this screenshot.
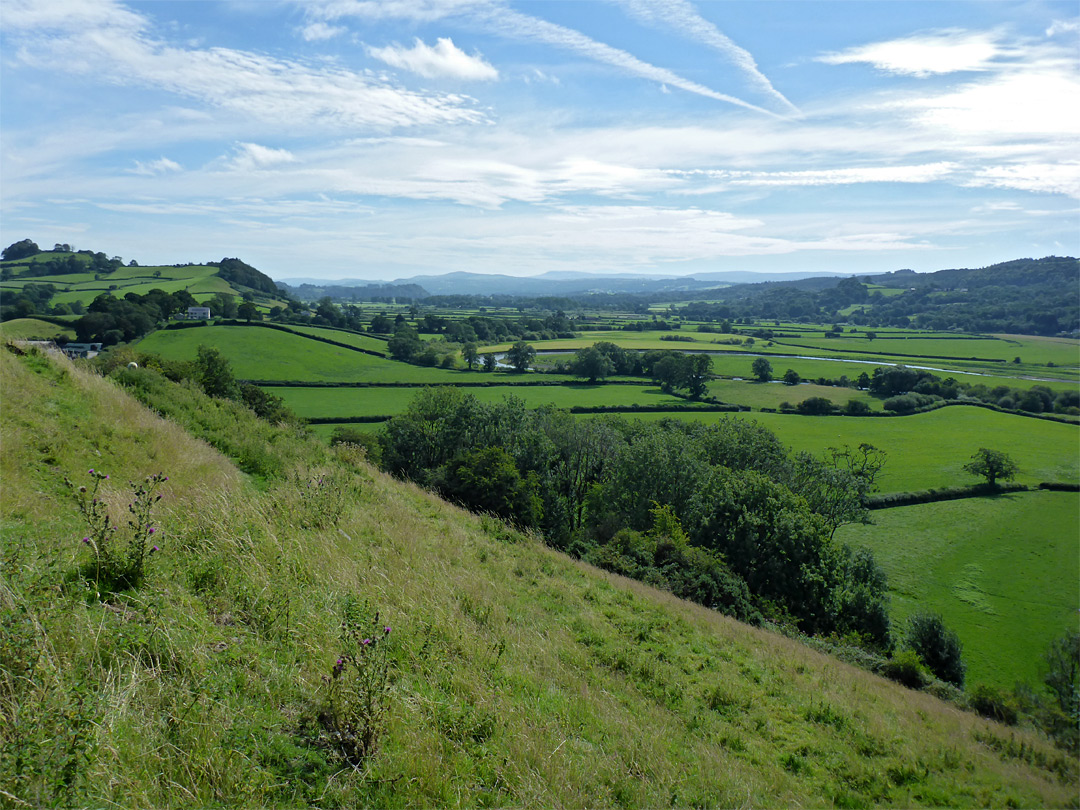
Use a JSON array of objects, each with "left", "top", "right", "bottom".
[{"left": 126, "top": 317, "right": 1079, "bottom": 697}]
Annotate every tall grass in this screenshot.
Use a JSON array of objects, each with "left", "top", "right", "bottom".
[{"left": 2, "top": 345, "right": 1076, "bottom": 807}]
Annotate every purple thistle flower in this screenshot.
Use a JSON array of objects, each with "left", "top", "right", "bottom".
[
  {"left": 82, "top": 537, "right": 90, "bottom": 544},
  {"left": 148, "top": 527, "right": 156, "bottom": 535},
  {"left": 385, "top": 626, "right": 391, "bottom": 634},
  {"left": 88, "top": 469, "right": 94, "bottom": 475},
  {"left": 103, "top": 475, "right": 109, "bottom": 480},
  {"left": 362, "top": 638, "right": 372, "bottom": 645},
  {"left": 150, "top": 545, "right": 159, "bottom": 554}
]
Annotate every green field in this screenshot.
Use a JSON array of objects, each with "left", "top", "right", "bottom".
[
  {"left": 281, "top": 324, "right": 389, "bottom": 355},
  {"left": 273, "top": 383, "right": 692, "bottom": 420},
  {"left": 138, "top": 325, "right": 469, "bottom": 383},
  {"left": 706, "top": 380, "right": 880, "bottom": 411},
  {"left": 0, "top": 318, "right": 76, "bottom": 340},
  {"left": 838, "top": 491, "right": 1080, "bottom": 690},
  {"left": 772, "top": 334, "right": 1079, "bottom": 368},
  {"left": 580, "top": 407, "right": 1079, "bottom": 493}
]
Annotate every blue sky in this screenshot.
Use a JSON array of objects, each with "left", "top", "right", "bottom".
[{"left": 2, "top": 0, "right": 1078, "bottom": 281}]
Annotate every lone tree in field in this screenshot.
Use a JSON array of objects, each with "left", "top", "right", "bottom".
[
  {"left": 963, "top": 448, "right": 1019, "bottom": 488},
  {"left": 751, "top": 357, "right": 773, "bottom": 382},
  {"left": 571, "top": 346, "right": 615, "bottom": 383},
  {"left": 462, "top": 342, "right": 479, "bottom": 371},
  {"left": 506, "top": 341, "right": 535, "bottom": 373}
]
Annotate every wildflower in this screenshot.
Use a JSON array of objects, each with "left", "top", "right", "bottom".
[
  {"left": 82, "top": 537, "right": 90, "bottom": 544},
  {"left": 88, "top": 469, "right": 94, "bottom": 475},
  {"left": 362, "top": 638, "right": 372, "bottom": 645},
  {"left": 384, "top": 626, "right": 391, "bottom": 634},
  {"left": 79, "top": 486, "right": 87, "bottom": 493},
  {"left": 148, "top": 527, "right": 156, "bottom": 535},
  {"left": 149, "top": 545, "right": 159, "bottom": 554}
]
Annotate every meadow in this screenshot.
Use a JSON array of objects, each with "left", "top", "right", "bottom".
[
  {"left": 272, "top": 383, "right": 693, "bottom": 420},
  {"left": 771, "top": 334, "right": 1080, "bottom": 368},
  {"left": 2, "top": 345, "right": 1074, "bottom": 807},
  {"left": 580, "top": 407, "right": 1080, "bottom": 493},
  {"left": 138, "top": 325, "right": 466, "bottom": 383},
  {"left": 0, "top": 317, "right": 75, "bottom": 340},
  {"left": 838, "top": 491, "right": 1079, "bottom": 690}
]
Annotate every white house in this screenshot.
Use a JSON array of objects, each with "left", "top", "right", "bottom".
[{"left": 186, "top": 306, "right": 211, "bottom": 320}]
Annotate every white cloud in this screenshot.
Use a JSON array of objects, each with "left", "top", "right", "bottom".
[
  {"left": 817, "top": 30, "right": 1003, "bottom": 76},
  {"left": 298, "top": 0, "right": 778, "bottom": 114},
  {"left": 368, "top": 37, "right": 498, "bottom": 80},
  {"left": 130, "top": 156, "right": 182, "bottom": 175},
  {"left": 967, "top": 163, "right": 1080, "bottom": 198},
  {"left": 228, "top": 143, "right": 298, "bottom": 171},
  {"left": 6, "top": 0, "right": 487, "bottom": 132},
  {"left": 299, "top": 22, "right": 346, "bottom": 41},
  {"left": 615, "top": 0, "right": 798, "bottom": 114},
  {"left": 1046, "top": 19, "right": 1080, "bottom": 37},
  {"left": 673, "top": 163, "right": 958, "bottom": 187}
]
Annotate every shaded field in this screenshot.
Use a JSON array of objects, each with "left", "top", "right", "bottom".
[
  {"left": 838, "top": 491, "right": 1080, "bottom": 690},
  {"left": 580, "top": 407, "right": 1080, "bottom": 493},
  {"left": 273, "top": 383, "right": 691, "bottom": 420}
]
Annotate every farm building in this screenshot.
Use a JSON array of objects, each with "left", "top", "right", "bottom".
[{"left": 186, "top": 306, "right": 211, "bottom": 320}]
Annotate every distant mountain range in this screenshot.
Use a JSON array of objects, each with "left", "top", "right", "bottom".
[{"left": 275, "top": 269, "right": 847, "bottom": 298}]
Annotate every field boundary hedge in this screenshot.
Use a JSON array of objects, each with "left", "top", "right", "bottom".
[
  {"left": 212, "top": 320, "right": 389, "bottom": 358},
  {"left": 867, "top": 481, "right": 1077, "bottom": 509}
]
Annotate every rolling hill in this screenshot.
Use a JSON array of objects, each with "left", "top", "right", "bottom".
[{"left": 1, "top": 341, "right": 1076, "bottom": 807}]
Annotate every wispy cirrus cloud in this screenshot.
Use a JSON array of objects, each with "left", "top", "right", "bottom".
[
  {"left": 614, "top": 0, "right": 798, "bottom": 114},
  {"left": 368, "top": 37, "right": 498, "bottom": 80},
  {"left": 129, "top": 156, "right": 183, "bottom": 176},
  {"left": 817, "top": 29, "right": 1004, "bottom": 76},
  {"left": 300, "top": 0, "right": 779, "bottom": 114},
  {"left": 4, "top": 0, "right": 487, "bottom": 132},
  {"left": 670, "top": 162, "right": 959, "bottom": 188},
  {"left": 299, "top": 21, "right": 346, "bottom": 41}
]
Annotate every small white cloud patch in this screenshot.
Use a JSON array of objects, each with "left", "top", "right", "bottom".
[
  {"left": 300, "top": 22, "right": 346, "bottom": 42},
  {"left": 817, "top": 30, "right": 1001, "bottom": 76},
  {"left": 368, "top": 37, "right": 498, "bottom": 80},
  {"left": 130, "top": 157, "right": 182, "bottom": 176},
  {"left": 229, "top": 143, "right": 298, "bottom": 171}
]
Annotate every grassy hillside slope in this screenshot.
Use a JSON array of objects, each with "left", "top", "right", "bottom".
[{"left": 2, "top": 345, "right": 1076, "bottom": 808}]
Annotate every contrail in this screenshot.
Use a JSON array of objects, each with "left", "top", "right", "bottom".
[
  {"left": 480, "top": 5, "right": 782, "bottom": 116},
  {"left": 616, "top": 0, "right": 800, "bottom": 115}
]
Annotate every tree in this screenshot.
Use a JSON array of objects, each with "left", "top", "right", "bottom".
[
  {"left": 238, "top": 302, "right": 261, "bottom": 322},
  {"left": 783, "top": 368, "right": 801, "bottom": 385},
  {"left": 2, "top": 239, "right": 40, "bottom": 261},
  {"left": 462, "top": 342, "right": 479, "bottom": 371},
  {"left": 1044, "top": 631, "right": 1080, "bottom": 721},
  {"left": 684, "top": 354, "right": 712, "bottom": 398},
  {"left": 962, "top": 448, "right": 1019, "bottom": 487},
  {"left": 571, "top": 346, "right": 615, "bottom": 383},
  {"left": 482, "top": 352, "right": 497, "bottom": 372},
  {"left": 905, "top": 613, "right": 965, "bottom": 687},
  {"left": 506, "top": 341, "right": 535, "bottom": 373},
  {"left": 751, "top": 357, "right": 773, "bottom": 382},
  {"left": 195, "top": 345, "right": 238, "bottom": 400}
]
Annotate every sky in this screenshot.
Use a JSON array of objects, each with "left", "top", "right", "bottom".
[{"left": 1, "top": 0, "right": 1078, "bottom": 282}]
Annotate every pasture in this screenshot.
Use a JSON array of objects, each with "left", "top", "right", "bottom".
[
  {"left": 0, "top": 318, "right": 75, "bottom": 341},
  {"left": 580, "top": 407, "right": 1079, "bottom": 493},
  {"left": 706, "top": 379, "right": 879, "bottom": 411},
  {"left": 838, "top": 491, "right": 1079, "bottom": 690},
  {"left": 272, "top": 383, "right": 691, "bottom": 420}
]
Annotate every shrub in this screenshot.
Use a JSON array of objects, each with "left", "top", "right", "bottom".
[
  {"left": 905, "top": 612, "right": 965, "bottom": 687},
  {"left": 882, "top": 649, "right": 930, "bottom": 688},
  {"left": 969, "top": 684, "right": 1019, "bottom": 725}
]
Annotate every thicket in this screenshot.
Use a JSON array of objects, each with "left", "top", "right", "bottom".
[{"left": 376, "top": 388, "right": 892, "bottom": 649}]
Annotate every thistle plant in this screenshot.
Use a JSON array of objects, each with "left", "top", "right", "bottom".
[
  {"left": 321, "top": 599, "right": 394, "bottom": 769},
  {"left": 64, "top": 470, "right": 167, "bottom": 592}
]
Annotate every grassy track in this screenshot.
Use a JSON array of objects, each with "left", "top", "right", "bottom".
[
  {"left": 580, "top": 407, "right": 1079, "bottom": 493},
  {"left": 838, "top": 491, "right": 1080, "bottom": 690}
]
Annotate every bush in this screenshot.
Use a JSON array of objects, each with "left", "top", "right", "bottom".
[
  {"left": 905, "top": 613, "right": 965, "bottom": 687},
  {"left": 969, "top": 684, "right": 1019, "bottom": 725},
  {"left": 882, "top": 649, "right": 930, "bottom": 688}
]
